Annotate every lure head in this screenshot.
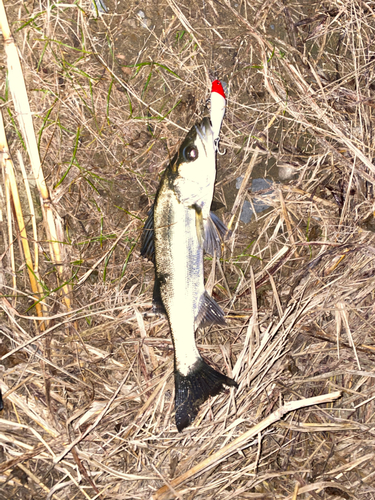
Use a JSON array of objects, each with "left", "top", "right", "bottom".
[{"left": 211, "top": 79, "right": 226, "bottom": 99}]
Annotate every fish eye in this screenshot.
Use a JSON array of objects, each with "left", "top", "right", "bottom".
[{"left": 183, "top": 145, "right": 198, "bottom": 162}]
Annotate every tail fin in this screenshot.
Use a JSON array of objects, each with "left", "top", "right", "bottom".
[{"left": 174, "top": 358, "right": 237, "bottom": 432}]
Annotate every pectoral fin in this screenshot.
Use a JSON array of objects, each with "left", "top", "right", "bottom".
[
  {"left": 209, "top": 211, "right": 228, "bottom": 239},
  {"left": 193, "top": 206, "right": 228, "bottom": 254},
  {"left": 194, "top": 205, "right": 205, "bottom": 247},
  {"left": 203, "top": 212, "right": 228, "bottom": 257},
  {"left": 140, "top": 203, "right": 228, "bottom": 261}
]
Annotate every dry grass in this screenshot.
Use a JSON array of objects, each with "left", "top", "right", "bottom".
[{"left": 0, "top": 0, "right": 375, "bottom": 498}]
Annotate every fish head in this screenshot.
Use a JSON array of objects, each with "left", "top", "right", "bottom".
[{"left": 172, "top": 117, "right": 216, "bottom": 207}]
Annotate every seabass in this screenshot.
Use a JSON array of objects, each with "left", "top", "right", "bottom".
[{"left": 141, "top": 117, "right": 237, "bottom": 431}]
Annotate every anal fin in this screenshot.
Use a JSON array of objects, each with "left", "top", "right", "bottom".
[{"left": 195, "top": 291, "right": 226, "bottom": 329}]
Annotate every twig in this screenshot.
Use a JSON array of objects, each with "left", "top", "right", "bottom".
[{"left": 151, "top": 391, "right": 342, "bottom": 500}]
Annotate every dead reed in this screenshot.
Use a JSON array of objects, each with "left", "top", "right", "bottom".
[{"left": 0, "top": 0, "right": 374, "bottom": 498}]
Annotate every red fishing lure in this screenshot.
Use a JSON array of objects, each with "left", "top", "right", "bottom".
[{"left": 210, "top": 80, "right": 226, "bottom": 152}]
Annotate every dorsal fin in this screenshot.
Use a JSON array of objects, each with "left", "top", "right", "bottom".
[
  {"left": 140, "top": 205, "right": 155, "bottom": 263},
  {"left": 152, "top": 274, "right": 167, "bottom": 317}
]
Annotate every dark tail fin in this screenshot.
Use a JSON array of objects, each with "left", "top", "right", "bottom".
[{"left": 174, "top": 358, "right": 237, "bottom": 432}]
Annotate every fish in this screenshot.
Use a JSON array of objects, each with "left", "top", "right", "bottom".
[{"left": 141, "top": 116, "right": 237, "bottom": 431}]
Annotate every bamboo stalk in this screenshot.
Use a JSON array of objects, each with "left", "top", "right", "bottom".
[
  {"left": 2, "top": 155, "right": 16, "bottom": 294},
  {"left": 0, "top": 111, "right": 46, "bottom": 321},
  {"left": 0, "top": 0, "right": 72, "bottom": 313},
  {"left": 3, "top": 155, "right": 45, "bottom": 320},
  {"left": 17, "top": 151, "right": 39, "bottom": 274}
]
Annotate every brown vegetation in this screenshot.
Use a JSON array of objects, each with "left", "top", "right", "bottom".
[{"left": 0, "top": 0, "right": 375, "bottom": 498}]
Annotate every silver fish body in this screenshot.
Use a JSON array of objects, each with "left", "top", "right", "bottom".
[{"left": 141, "top": 117, "right": 237, "bottom": 431}]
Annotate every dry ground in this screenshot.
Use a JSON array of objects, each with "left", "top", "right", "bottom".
[{"left": 1, "top": 0, "right": 375, "bottom": 498}]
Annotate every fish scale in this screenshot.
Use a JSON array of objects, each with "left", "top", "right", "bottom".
[{"left": 154, "top": 184, "right": 204, "bottom": 374}]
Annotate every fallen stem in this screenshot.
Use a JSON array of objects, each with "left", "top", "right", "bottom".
[{"left": 152, "top": 391, "right": 342, "bottom": 500}]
